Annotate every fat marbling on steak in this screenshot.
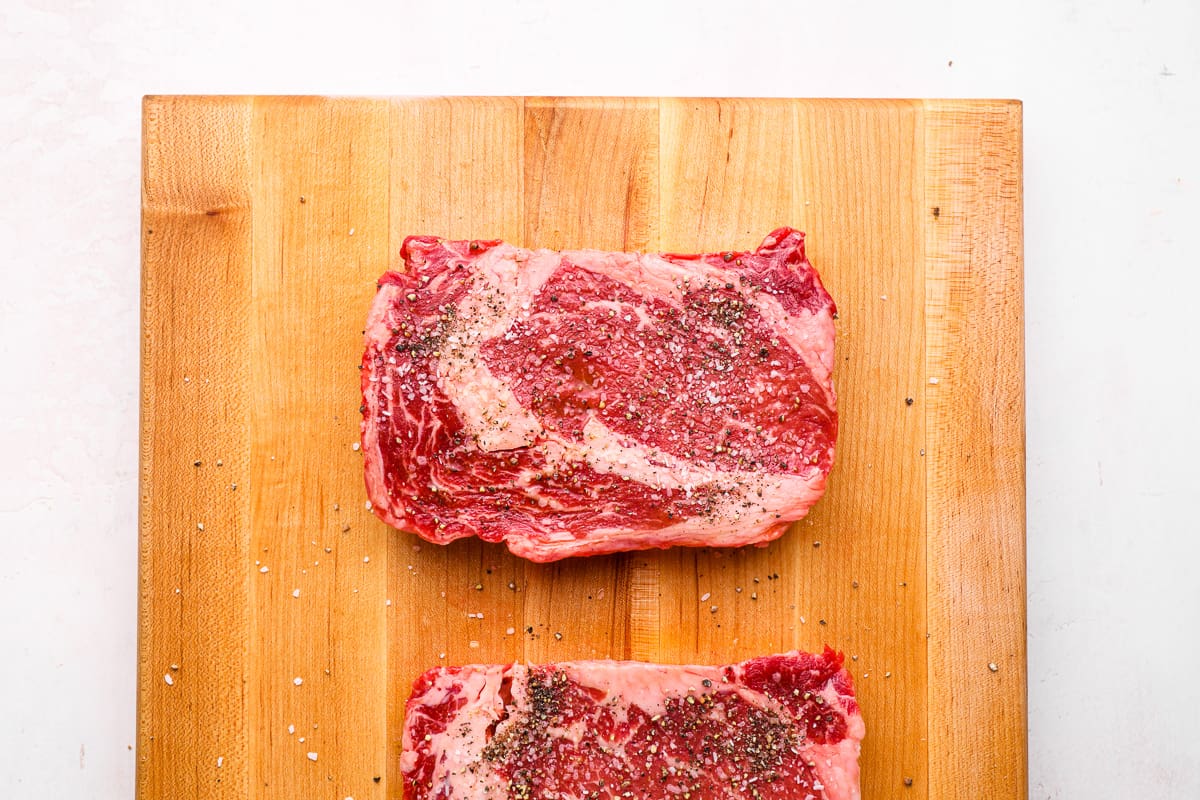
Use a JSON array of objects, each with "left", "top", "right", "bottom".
[
  {"left": 361, "top": 228, "right": 837, "bottom": 561},
  {"left": 401, "top": 649, "right": 863, "bottom": 800}
]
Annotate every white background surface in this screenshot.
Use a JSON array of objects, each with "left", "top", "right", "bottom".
[{"left": 2, "top": 0, "right": 1198, "bottom": 796}]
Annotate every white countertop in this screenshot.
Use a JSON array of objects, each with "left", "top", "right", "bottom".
[{"left": 2, "top": 0, "right": 1198, "bottom": 796}]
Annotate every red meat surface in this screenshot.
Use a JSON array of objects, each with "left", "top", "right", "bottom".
[
  {"left": 401, "top": 649, "right": 863, "bottom": 800},
  {"left": 362, "top": 229, "right": 837, "bottom": 561}
]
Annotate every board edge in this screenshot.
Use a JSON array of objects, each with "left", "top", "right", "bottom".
[{"left": 922, "top": 98, "right": 1027, "bottom": 799}]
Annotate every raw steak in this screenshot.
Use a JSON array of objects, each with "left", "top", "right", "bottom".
[
  {"left": 401, "top": 649, "right": 863, "bottom": 800},
  {"left": 361, "top": 229, "right": 837, "bottom": 561}
]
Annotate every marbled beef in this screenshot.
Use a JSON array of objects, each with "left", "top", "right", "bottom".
[
  {"left": 401, "top": 649, "right": 863, "bottom": 800},
  {"left": 361, "top": 229, "right": 837, "bottom": 561}
]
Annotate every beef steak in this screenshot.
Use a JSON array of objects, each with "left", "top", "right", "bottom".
[
  {"left": 361, "top": 229, "right": 837, "bottom": 561},
  {"left": 401, "top": 649, "right": 863, "bottom": 800}
]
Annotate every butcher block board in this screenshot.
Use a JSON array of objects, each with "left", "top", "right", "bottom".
[{"left": 138, "top": 96, "right": 1024, "bottom": 800}]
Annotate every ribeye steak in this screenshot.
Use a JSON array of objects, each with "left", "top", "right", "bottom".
[
  {"left": 401, "top": 649, "right": 863, "bottom": 800},
  {"left": 361, "top": 228, "right": 837, "bottom": 561}
]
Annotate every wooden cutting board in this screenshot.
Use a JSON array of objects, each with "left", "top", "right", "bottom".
[{"left": 138, "top": 96, "right": 1024, "bottom": 800}]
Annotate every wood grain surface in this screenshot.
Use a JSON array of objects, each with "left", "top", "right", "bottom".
[{"left": 138, "top": 96, "right": 1025, "bottom": 800}]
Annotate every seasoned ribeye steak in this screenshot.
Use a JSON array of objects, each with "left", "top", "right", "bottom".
[
  {"left": 361, "top": 229, "right": 837, "bottom": 561},
  {"left": 401, "top": 649, "right": 863, "bottom": 800}
]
